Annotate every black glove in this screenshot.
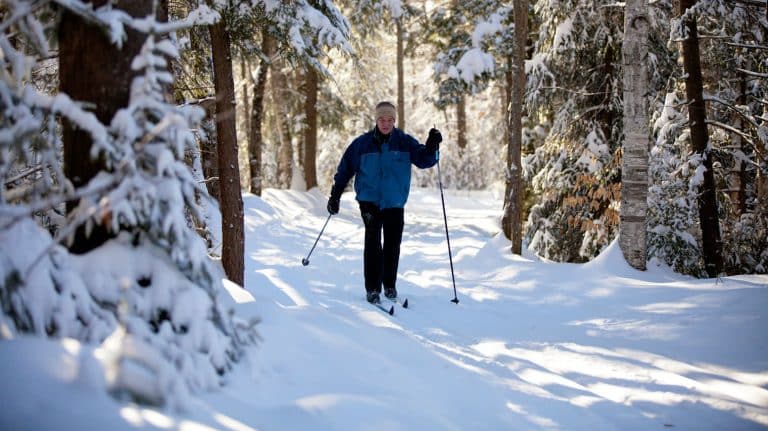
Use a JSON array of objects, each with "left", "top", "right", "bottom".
[
  {"left": 327, "top": 195, "right": 340, "bottom": 215},
  {"left": 328, "top": 185, "right": 342, "bottom": 215},
  {"left": 425, "top": 128, "right": 442, "bottom": 153}
]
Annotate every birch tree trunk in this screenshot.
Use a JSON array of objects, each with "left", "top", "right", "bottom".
[
  {"left": 619, "top": 0, "right": 650, "bottom": 270},
  {"left": 501, "top": 0, "right": 527, "bottom": 255},
  {"left": 210, "top": 20, "right": 244, "bottom": 285},
  {"left": 679, "top": 0, "right": 723, "bottom": 277}
]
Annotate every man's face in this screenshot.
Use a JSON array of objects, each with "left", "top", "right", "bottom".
[{"left": 377, "top": 116, "right": 395, "bottom": 135}]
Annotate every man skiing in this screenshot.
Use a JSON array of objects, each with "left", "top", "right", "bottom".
[{"left": 327, "top": 101, "right": 442, "bottom": 304}]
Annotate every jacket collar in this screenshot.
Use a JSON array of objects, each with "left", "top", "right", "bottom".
[{"left": 372, "top": 126, "right": 398, "bottom": 144}]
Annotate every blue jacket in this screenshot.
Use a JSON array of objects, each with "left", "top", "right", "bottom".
[{"left": 332, "top": 127, "right": 437, "bottom": 209}]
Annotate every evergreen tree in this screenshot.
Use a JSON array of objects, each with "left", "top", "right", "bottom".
[
  {"left": 1, "top": 1, "right": 257, "bottom": 407},
  {"left": 279, "top": 0, "right": 351, "bottom": 191},
  {"left": 426, "top": 1, "right": 514, "bottom": 190},
  {"left": 59, "top": 0, "right": 152, "bottom": 254},
  {"left": 649, "top": 92, "right": 707, "bottom": 274},
  {"left": 696, "top": 0, "right": 766, "bottom": 275},
  {"left": 648, "top": 0, "right": 767, "bottom": 275},
  {"left": 678, "top": 0, "right": 723, "bottom": 277},
  {"left": 525, "top": 0, "right": 626, "bottom": 262},
  {"left": 173, "top": 0, "right": 352, "bottom": 194},
  {"left": 312, "top": 0, "right": 424, "bottom": 192}
]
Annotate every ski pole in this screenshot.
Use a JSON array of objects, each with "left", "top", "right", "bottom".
[
  {"left": 436, "top": 146, "right": 459, "bottom": 304},
  {"left": 302, "top": 213, "right": 332, "bottom": 266}
]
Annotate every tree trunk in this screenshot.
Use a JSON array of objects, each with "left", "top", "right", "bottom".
[
  {"left": 200, "top": 105, "right": 220, "bottom": 201},
  {"left": 501, "top": 0, "right": 527, "bottom": 255},
  {"left": 456, "top": 96, "right": 468, "bottom": 189},
  {"left": 679, "top": 0, "right": 723, "bottom": 277},
  {"left": 248, "top": 34, "right": 274, "bottom": 196},
  {"left": 303, "top": 67, "right": 319, "bottom": 190},
  {"left": 730, "top": 73, "right": 748, "bottom": 215},
  {"left": 456, "top": 97, "right": 468, "bottom": 151},
  {"left": 396, "top": 17, "right": 406, "bottom": 129},
  {"left": 210, "top": 20, "right": 244, "bottom": 285},
  {"left": 59, "top": 0, "right": 151, "bottom": 254},
  {"left": 272, "top": 60, "right": 294, "bottom": 189},
  {"left": 619, "top": 0, "right": 649, "bottom": 271},
  {"left": 182, "top": 22, "right": 219, "bottom": 199},
  {"left": 758, "top": 0, "right": 767, "bottom": 220},
  {"left": 241, "top": 57, "right": 251, "bottom": 154}
]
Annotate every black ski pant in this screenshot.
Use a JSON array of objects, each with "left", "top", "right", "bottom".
[{"left": 359, "top": 202, "right": 404, "bottom": 294}]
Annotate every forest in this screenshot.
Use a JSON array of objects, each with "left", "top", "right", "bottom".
[{"left": 0, "top": 0, "right": 766, "bottom": 418}]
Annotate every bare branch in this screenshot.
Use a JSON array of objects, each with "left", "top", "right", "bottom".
[
  {"left": 704, "top": 96, "right": 761, "bottom": 129},
  {"left": 736, "top": 68, "right": 768, "bottom": 79},
  {"left": 731, "top": 0, "right": 767, "bottom": 7},
  {"left": 725, "top": 42, "right": 768, "bottom": 51},
  {"left": 706, "top": 119, "right": 756, "bottom": 144},
  {"left": 3, "top": 165, "right": 43, "bottom": 186}
]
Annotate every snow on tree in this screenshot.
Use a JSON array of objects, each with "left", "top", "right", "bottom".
[
  {"left": 647, "top": 0, "right": 767, "bottom": 275},
  {"left": 648, "top": 92, "right": 708, "bottom": 275},
  {"left": 0, "top": 1, "right": 257, "bottom": 408},
  {"left": 423, "top": 1, "right": 514, "bottom": 191},
  {"left": 524, "top": 0, "right": 626, "bottom": 262}
]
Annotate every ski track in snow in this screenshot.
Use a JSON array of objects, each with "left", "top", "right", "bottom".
[
  {"left": 0, "top": 187, "right": 766, "bottom": 431},
  {"left": 217, "top": 188, "right": 768, "bottom": 431}
]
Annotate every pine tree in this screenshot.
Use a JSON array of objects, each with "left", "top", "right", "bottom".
[
  {"left": 525, "top": 0, "right": 626, "bottom": 262},
  {"left": 678, "top": 0, "right": 723, "bottom": 277},
  {"left": 649, "top": 0, "right": 767, "bottom": 275},
  {"left": 59, "top": 0, "right": 152, "bottom": 254},
  {"left": 1, "top": 1, "right": 258, "bottom": 407},
  {"left": 427, "top": 1, "right": 515, "bottom": 191}
]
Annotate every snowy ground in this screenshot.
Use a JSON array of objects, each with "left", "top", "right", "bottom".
[{"left": 1, "top": 187, "right": 767, "bottom": 430}]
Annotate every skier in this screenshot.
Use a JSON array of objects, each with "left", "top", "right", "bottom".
[{"left": 327, "top": 101, "right": 442, "bottom": 304}]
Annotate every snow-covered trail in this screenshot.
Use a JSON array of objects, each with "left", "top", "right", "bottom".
[
  {"left": 205, "top": 188, "right": 768, "bottom": 431},
  {"left": 0, "top": 187, "right": 765, "bottom": 430}
]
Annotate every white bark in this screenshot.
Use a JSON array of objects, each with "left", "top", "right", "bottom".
[{"left": 620, "top": 0, "right": 650, "bottom": 270}]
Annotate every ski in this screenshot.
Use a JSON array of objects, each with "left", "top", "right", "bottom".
[
  {"left": 371, "top": 302, "right": 395, "bottom": 315},
  {"left": 388, "top": 297, "right": 409, "bottom": 309}
]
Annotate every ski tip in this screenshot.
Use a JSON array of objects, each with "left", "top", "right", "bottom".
[
  {"left": 388, "top": 305, "right": 395, "bottom": 315},
  {"left": 402, "top": 298, "right": 409, "bottom": 309}
]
